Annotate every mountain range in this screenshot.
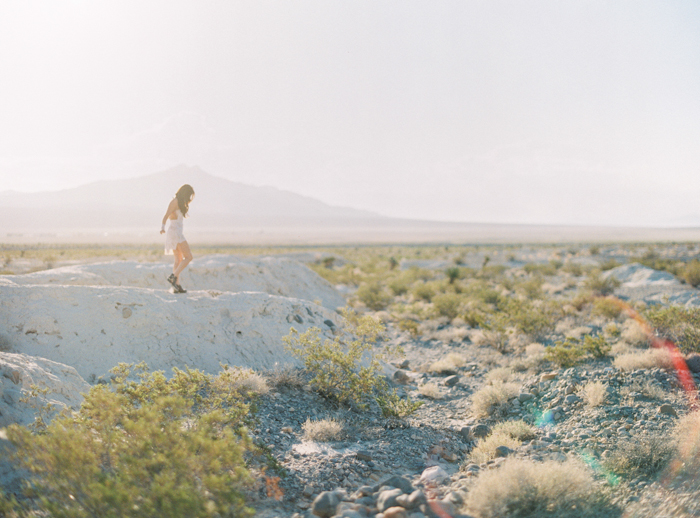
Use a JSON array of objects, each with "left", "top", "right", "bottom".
[{"left": 3, "top": 165, "right": 700, "bottom": 244}]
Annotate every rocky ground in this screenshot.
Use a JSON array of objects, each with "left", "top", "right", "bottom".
[{"left": 247, "top": 321, "right": 697, "bottom": 518}]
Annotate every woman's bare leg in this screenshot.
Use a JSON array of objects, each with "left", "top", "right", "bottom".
[
  {"left": 173, "top": 249, "right": 183, "bottom": 278},
  {"left": 173, "top": 241, "right": 193, "bottom": 283}
]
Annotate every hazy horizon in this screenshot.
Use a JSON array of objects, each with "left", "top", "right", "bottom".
[{"left": 1, "top": 1, "right": 699, "bottom": 228}]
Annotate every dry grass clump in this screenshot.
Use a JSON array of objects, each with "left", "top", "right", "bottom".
[
  {"left": 469, "top": 431, "right": 521, "bottom": 464},
  {"left": 302, "top": 418, "right": 344, "bottom": 442},
  {"left": 491, "top": 419, "right": 536, "bottom": 441},
  {"left": 473, "top": 329, "right": 509, "bottom": 353},
  {"left": 620, "top": 319, "right": 649, "bottom": 347},
  {"left": 471, "top": 381, "right": 519, "bottom": 418},
  {"left": 603, "top": 436, "right": 676, "bottom": 479},
  {"left": 619, "top": 379, "right": 666, "bottom": 400},
  {"left": 266, "top": 366, "right": 305, "bottom": 389},
  {"left": 231, "top": 369, "right": 270, "bottom": 396},
  {"left": 418, "top": 382, "right": 442, "bottom": 399},
  {"left": 485, "top": 366, "right": 513, "bottom": 384},
  {"left": 582, "top": 380, "right": 608, "bottom": 407},
  {"left": 613, "top": 347, "right": 673, "bottom": 371},
  {"left": 429, "top": 352, "right": 467, "bottom": 374},
  {"left": 432, "top": 326, "right": 470, "bottom": 343},
  {"left": 464, "top": 458, "right": 615, "bottom": 518}
]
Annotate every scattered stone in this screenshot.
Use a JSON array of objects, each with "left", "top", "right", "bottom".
[
  {"left": 356, "top": 450, "right": 373, "bottom": 462},
  {"left": 397, "top": 359, "right": 410, "bottom": 370},
  {"left": 494, "top": 445, "right": 512, "bottom": 458},
  {"left": 383, "top": 506, "right": 408, "bottom": 518},
  {"left": 686, "top": 353, "right": 700, "bottom": 373},
  {"left": 376, "top": 475, "right": 414, "bottom": 494},
  {"left": 459, "top": 426, "right": 471, "bottom": 441},
  {"left": 377, "top": 488, "right": 404, "bottom": 512},
  {"left": 312, "top": 491, "right": 340, "bottom": 518},
  {"left": 444, "top": 375, "right": 460, "bottom": 387},
  {"left": 419, "top": 465, "right": 448, "bottom": 486},
  {"left": 518, "top": 392, "right": 534, "bottom": 402},
  {"left": 303, "top": 484, "right": 314, "bottom": 497},
  {"left": 540, "top": 372, "right": 557, "bottom": 382},
  {"left": 394, "top": 370, "right": 411, "bottom": 384},
  {"left": 658, "top": 404, "right": 677, "bottom": 417},
  {"left": 470, "top": 424, "right": 490, "bottom": 438}
]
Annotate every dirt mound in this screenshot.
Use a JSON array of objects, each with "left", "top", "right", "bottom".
[{"left": 604, "top": 263, "right": 700, "bottom": 306}]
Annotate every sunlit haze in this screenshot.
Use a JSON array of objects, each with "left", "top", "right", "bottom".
[{"left": 1, "top": 1, "right": 699, "bottom": 227}]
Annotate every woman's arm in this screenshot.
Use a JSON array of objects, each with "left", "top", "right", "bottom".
[{"left": 160, "top": 198, "right": 179, "bottom": 234}]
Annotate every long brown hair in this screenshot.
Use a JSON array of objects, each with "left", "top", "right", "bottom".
[{"left": 175, "top": 184, "right": 195, "bottom": 217}]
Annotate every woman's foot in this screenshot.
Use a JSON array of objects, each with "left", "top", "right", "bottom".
[
  {"left": 167, "top": 273, "right": 177, "bottom": 288},
  {"left": 175, "top": 284, "right": 187, "bottom": 294}
]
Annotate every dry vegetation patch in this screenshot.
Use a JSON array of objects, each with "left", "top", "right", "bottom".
[
  {"left": 418, "top": 382, "right": 442, "bottom": 399},
  {"left": 464, "top": 458, "right": 617, "bottom": 518},
  {"left": 471, "top": 381, "right": 519, "bottom": 418},
  {"left": 469, "top": 431, "right": 521, "bottom": 464},
  {"left": 581, "top": 380, "right": 608, "bottom": 407},
  {"left": 613, "top": 347, "right": 673, "bottom": 371},
  {"left": 302, "top": 418, "right": 344, "bottom": 442}
]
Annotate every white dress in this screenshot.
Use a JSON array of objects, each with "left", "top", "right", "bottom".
[{"left": 164, "top": 209, "right": 186, "bottom": 255}]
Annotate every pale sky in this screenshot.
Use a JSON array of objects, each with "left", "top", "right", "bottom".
[{"left": 1, "top": 1, "right": 699, "bottom": 227}]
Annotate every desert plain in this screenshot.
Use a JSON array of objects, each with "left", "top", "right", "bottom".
[{"left": 2, "top": 241, "right": 700, "bottom": 517}]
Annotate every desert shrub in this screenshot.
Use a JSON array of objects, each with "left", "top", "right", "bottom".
[
  {"left": 619, "top": 379, "right": 666, "bottom": 400},
  {"left": 411, "top": 281, "right": 436, "bottom": 302},
  {"left": 464, "top": 458, "right": 617, "bottom": 518},
  {"left": 613, "top": 348, "right": 673, "bottom": 371},
  {"left": 302, "top": 418, "right": 344, "bottom": 442},
  {"left": 516, "top": 276, "right": 545, "bottom": 299},
  {"left": 604, "top": 436, "right": 676, "bottom": 479},
  {"left": 496, "top": 299, "right": 561, "bottom": 340},
  {"left": 429, "top": 353, "right": 466, "bottom": 374},
  {"left": 492, "top": 419, "right": 536, "bottom": 441},
  {"left": 523, "top": 263, "right": 558, "bottom": 277},
  {"left": 398, "top": 318, "right": 419, "bottom": 336},
  {"left": 485, "top": 367, "right": 513, "bottom": 384},
  {"left": 584, "top": 271, "right": 620, "bottom": 296},
  {"left": 561, "top": 262, "right": 584, "bottom": 276},
  {"left": 592, "top": 298, "right": 623, "bottom": 319},
  {"left": 675, "top": 411, "right": 700, "bottom": 474},
  {"left": 445, "top": 266, "right": 461, "bottom": 284},
  {"left": 545, "top": 335, "right": 611, "bottom": 367},
  {"left": 620, "top": 319, "right": 649, "bottom": 346},
  {"left": 473, "top": 329, "right": 509, "bottom": 353},
  {"left": 589, "top": 245, "right": 600, "bottom": 255},
  {"left": 284, "top": 311, "right": 401, "bottom": 409},
  {"left": 432, "top": 292, "right": 462, "bottom": 319},
  {"left": 582, "top": 380, "right": 608, "bottom": 407},
  {"left": 599, "top": 259, "right": 621, "bottom": 271},
  {"left": 375, "top": 391, "right": 423, "bottom": 418},
  {"left": 418, "top": 382, "right": 441, "bottom": 399},
  {"left": 266, "top": 366, "right": 305, "bottom": 390},
  {"left": 4, "top": 364, "right": 254, "bottom": 518},
  {"left": 356, "top": 281, "right": 393, "bottom": 310},
  {"left": 470, "top": 431, "right": 521, "bottom": 464},
  {"left": 387, "top": 276, "right": 411, "bottom": 296},
  {"left": 682, "top": 260, "right": 700, "bottom": 287},
  {"left": 603, "top": 322, "right": 621, "bottom": 338},
  {"left": 471, "top": 382, "right": 519, "bottom": 418},
  {"left": 225, "top": 368, "right": 270, "bottom": 396},
  {"left": 645, "top": 305, "right": 700, "bottom": 354}
]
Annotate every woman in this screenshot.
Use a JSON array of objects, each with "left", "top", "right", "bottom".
[{"left": 160, "top": 184, "right": 195, "bottom": 293}]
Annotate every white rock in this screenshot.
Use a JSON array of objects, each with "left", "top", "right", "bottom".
[
  {"left": 0, "top": 352, "right": 89, "bottom": 427},
  {"left": 9, "top": 255, "right": 345, "bottom": 311},
  {"left": 419, "top": 465, "right": 449, "bottom": 485},
  {"left": 0, "top": 284, "right": 339, "bottom": 380}
]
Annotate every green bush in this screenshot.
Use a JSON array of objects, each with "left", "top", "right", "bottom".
[
  {"left": 411, "top": 281, "right": 436, "bottom": 302},
  {"left": 645, "top": 305, "right": 700, "bottom": 354},
  {"left": 496, "top": 299, "right": 560, "bottom": 340},
  {"left": 545, "top": 335, "right": 611, "bottom": 367},
  {"left": 682, "top": 260, "right": 700, "bottom": 287},
  {"left": 284, "top": 310, "right": 400, "bottom": 409},
  {"left": 591, "top": 297, "right": 623, "bottom": 319},
  {"left": 584, "top": 271, "right": 620, "bottom": 296},
  {"left": 433, "top": 292, "right": 463, "bottom": 319},
  {"left": 3, "top": 365, "right": 254, "bottom": 518},
  {"left": 375, "top": 392, "right": 423, "bottom": 418},
  {"left": 445, "top": 266, "right": 461, "bottom": 284},
  {"left": 356, "top": 281, "right": 393, "bottom": 310}
]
